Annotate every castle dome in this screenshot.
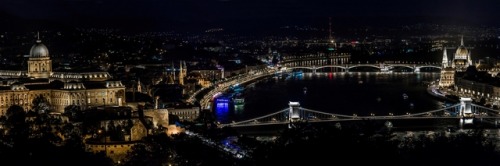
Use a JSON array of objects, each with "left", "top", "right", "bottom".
[{"left": 30, "top": 39, "right": 49, "bottom": 58}]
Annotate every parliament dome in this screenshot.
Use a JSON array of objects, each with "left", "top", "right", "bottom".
[
  {"left": 454, "top": 45, "right": 468, "bottom": 59},
  {"left": 30, "top": 40, "right": 49, "bottom": 58}
]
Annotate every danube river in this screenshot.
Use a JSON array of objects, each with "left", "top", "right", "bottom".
[{"left": 214, "top": 72, "right": 446, "bottom": 123}]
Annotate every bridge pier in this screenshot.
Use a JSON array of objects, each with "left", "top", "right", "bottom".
[
  {"left": 459, "top": 97, "right": 474, "bottom": 128},
  {"left": 459, "top": 97, "right": 473, "bottom": 117},
  {"left": 288, "top": 101, "right": 301, "bottom": 128},
  {"left": 289, "top": 101, "right": 301, "bottom": 121}
]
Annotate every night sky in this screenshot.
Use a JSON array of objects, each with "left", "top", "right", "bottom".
[{"left": 1, "top": 0, "right": 500, "bottom": 31}]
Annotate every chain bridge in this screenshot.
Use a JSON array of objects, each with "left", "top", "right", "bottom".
[{"left": 219, "top": 98, "right": 500, "bottom": 128}]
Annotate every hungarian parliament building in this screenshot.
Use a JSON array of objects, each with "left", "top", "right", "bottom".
[
  {"left": 0, "top": 37, "right": 125, "bottom": 115},
  {"left": 439, "top": 37, "right": 500, "bottom": 105}
]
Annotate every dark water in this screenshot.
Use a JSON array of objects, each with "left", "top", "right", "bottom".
[{"left": 215, "top": 72, "right": 445, "bottom": 123}]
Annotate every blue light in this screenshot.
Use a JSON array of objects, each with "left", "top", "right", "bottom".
[
  {"left": 215, "top": 97, "right": 230, "bottom": 123},
  {"left": 216, "top": 98, "right": 230, "bottom": 102},
  {"left": 217, "top": 102, "right": 229, "bottom": 108}
]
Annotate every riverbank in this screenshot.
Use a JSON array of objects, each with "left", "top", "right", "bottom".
[
  {"left": 196, "top": 67, "right": 279, "bottom": 109},
  {"left": 426, "top": 84, "right": 459, "bottom": 103}
]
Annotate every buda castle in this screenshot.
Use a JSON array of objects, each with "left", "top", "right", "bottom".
[{"left": 0, "top": 36, "right": 125, "bottom": 115}]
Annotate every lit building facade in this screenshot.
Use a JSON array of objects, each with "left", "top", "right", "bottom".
[
  {"left": 167, "top": 106, "right": 200, "bottom": 121},
  {"left": 439, "top": 37, "right": 473, "bottom": 88},
  {"left": 0, "top": 38, "right": 125, "bottom": 115},
  {"left": 84, "top": 106, "right": 152, "bottom": 164},
  {"left": 452, "top": 37, "right": 472, "bottom": 72},
  {"left": 439, "top": 37, "right": 500, "bottom": 106},
  {"left": 454, "top": 76, "right": 498, "bottom": 101},
  {"left": 439, "top": 48, "right": 455, "bottom": 87}
]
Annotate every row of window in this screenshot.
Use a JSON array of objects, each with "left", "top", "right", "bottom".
[
  {"left": 52, "top": 97, "right": 118, "bottom": 106},
  {"left": 52, "top": 73, "right": 108, "bottom": 79},
  {"left": 0, "top": 90, "right": 122, "bottom": 107},
  {"left": 0, "top": 93, "right": 50, "bottom": 106},
  {"left": 0, "top": 71, "right": 23, "bottom": 76},
  {"left": 30, "top": 61, "right": 50, "bottom": 72}
]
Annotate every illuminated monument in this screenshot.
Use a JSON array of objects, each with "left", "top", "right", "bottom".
[
  {"left": 439, "top": 36, "right": 472, "bottom": 88},
  {"left": 452, "top": 36, "right": 472, "bottom": 71},
  {"left": 27, "top": 36, "right": 52, "bottom": 79},
  {"left": 438, "top": 47, "right": 455, "bottom": 87},
  {"left": 0, "top": 35, "right": 125, "bottom": 115},
  {"left": 438, "top": 36, "right": 500, "bottom": 106}
]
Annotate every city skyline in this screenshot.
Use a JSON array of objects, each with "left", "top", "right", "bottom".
[{"left": 2, "top": 1, "right": 500, "bottom": 165}]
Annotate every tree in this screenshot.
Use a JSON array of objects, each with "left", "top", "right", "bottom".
[
  {"left": 5, "top": 105, "right": 28, "bottom": 147},
  {"left": 195, "top": 109, "right": 216, "bottom": 124},
  {"left": 6, "top": 105, "right": 25, "bottom": 125},
  {"left": 478, "top": 97, "right": 487, "bottom": 106},
  {"left": 122, "top": 133, "right": 176, "bottom": 166},
  {"left": 64, "top": 105, "right": 83, "bottom": 122},
  {"left": 32, "top": 94, "right": 51, "bottom": 114},
  {"left": 153, "top": 124, "right": 166, "bottom": 135},
  {"left": 168, "top": 114, "right": 180, "bottom": 125}
]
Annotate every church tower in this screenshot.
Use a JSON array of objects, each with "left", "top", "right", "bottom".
[
  {"left": 28, "top": 32, "right": 52, "bottom": 79},
  {"left": 178, "top": 61, "right": 187, "bottom": 86}
]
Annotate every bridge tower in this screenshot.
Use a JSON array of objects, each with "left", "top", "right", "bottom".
[
  {"left": 459, "top": 97, "right": 473, "bottom": 116},
  {"left": 288, "top": 101, "right": 301, "bottom": 128},
  {"left": 289, "top": 101, "right": 301, "bottom": 121},
  {"left": 379, "top": 63, "right": 385, "bottom": 72},
  {"left": 459, "top": 97, "right": 474, "bottom": 127}
]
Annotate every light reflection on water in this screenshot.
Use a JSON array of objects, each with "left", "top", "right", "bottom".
[
  {"left": 215, "top": 97, "right": 230, "bottom": 123},
  {"left": 215, "top": 72, "right": 444, "bottom": 123}
]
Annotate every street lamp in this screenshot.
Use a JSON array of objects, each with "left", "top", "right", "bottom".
[{"left": 98, "top": 128, "right": 107, "bottom": 154}]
